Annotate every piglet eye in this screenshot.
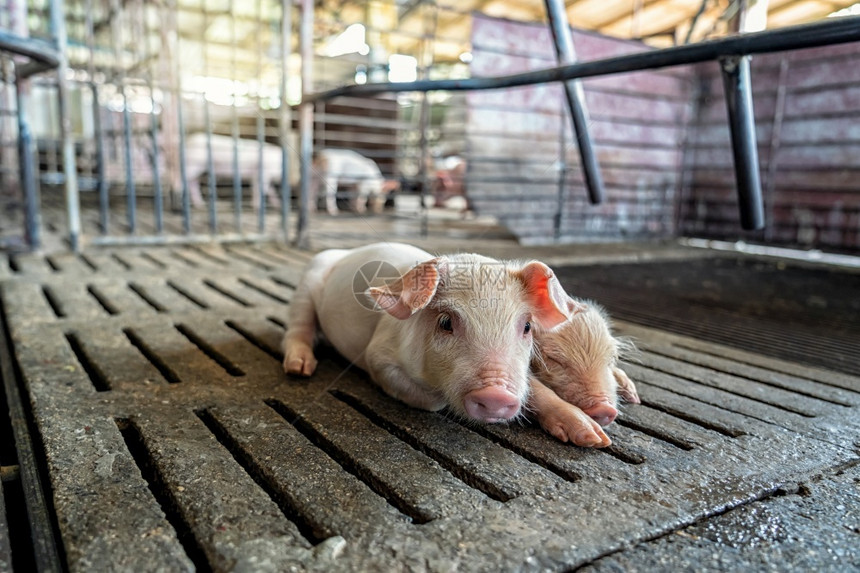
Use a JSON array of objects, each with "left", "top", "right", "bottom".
[
  {"left": 438, "top": 314, "right": 453, "bottom": 333},
  {"left": 523, "top": 321, "right": 531, "bottom": 335}
]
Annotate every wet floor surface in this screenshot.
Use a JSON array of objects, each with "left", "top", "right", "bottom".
[{"left": 0, "top": 241, "right": 858, "bottom": 572}]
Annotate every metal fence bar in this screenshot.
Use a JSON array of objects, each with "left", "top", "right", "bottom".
[
  {"left": 84, "top": 0, "right": 109, "bottom": 235},
  {"left": 0, "top": 32, "right": 59, "bottom": 74},
  {"left": 296, "top": 0, "right": 313, "bottom": 249},
  {"left": 16, "top": 84, "right": 40, "bottom": 248},
  {"left": 278, "top": 0, "right": 292, "bottom": 240},
  {"left": 720, "top": 55, "right": 764, "bottom": 230},
  {"left": 543, "top": 0, "right": 604, "bottom": 205},
  {"left": 231, "top": 2, "right": 243, "bottom": 233},
  {"left": 51, "top": 0, "right": 82, "bottom": 250},
  {"left": 303, "top": 16, "right": 860, "bottom": 102}
]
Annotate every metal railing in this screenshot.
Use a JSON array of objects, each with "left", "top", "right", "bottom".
[{"left": 298, "top": 14, "right": 860, "bottom": 239}]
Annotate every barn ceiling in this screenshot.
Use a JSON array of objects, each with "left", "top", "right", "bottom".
[{"left": 386, "top": 0, "right": 860, "bottom": 61}]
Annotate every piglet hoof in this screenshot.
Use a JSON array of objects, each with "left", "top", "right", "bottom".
[
  {"left": 283, "top": 344, "right": 318, "bottom": 377},
  {"left": 613, "top": 366, "right": 640, "bottom": 404},
  {"left": 538, "top": 405, "right": 611, "bottom": 448}
]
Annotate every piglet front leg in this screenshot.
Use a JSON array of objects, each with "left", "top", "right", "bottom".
[
  {"left": 613, "top": 366, "right": 640, "bottom": 404},
  {"left": 530, "top": 378, "right": 611, "bottom": 447}
]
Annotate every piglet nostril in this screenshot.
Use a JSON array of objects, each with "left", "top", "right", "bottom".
[
  {"left": 463, "top": 387, "right": 520, "bottom": 422},
  {"left": 584, "top": 403, "right": 618, "bottom": 426}
]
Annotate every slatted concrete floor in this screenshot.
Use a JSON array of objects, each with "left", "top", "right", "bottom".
[{"left": 1, "top": 243, "right": 859, "bottom": 571}]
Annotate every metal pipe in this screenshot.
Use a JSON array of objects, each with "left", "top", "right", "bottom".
[
  {"left": 303, "top": 16, "right": 860, "bottom": 103},
  {"left": 85, "top": 0, "right": 109, "bottom": 234},
  {"left": 0, "top": 32, "right": 60, "bottom": 71},
  {"left": 256, "top": 0, "right": 266, "bottom": 234},
  {"left": 231, "top": 0, "right": 242, "bottom": 232},
  {"left": 295, "top": 0, "right": 313, "bottom": 249},
  {"left": 203, "top": 1, "right": 217, "bottom": 235},
  {"left": 720, "top": 55, "right": 764, "bottom": 230},
  {"left": 543, "top": 0, "right": 604, "bottom": 204},
  {"left": 278, "top": 0, "right": 292, "bottom": 240},
  {"left": 167, "top": 0, "right": 191, "bottom": 234},
  {"left": 16, "top": 82, "right": 40, "bottom": 249},
  {"left": 110, "top": 0, "right": 136, "bottom": 236},
  {"left": 51, "top": 0, "right": 82, "bottom": 250}
]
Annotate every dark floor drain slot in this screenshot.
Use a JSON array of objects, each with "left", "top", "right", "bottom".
[
  {"left": 238, "top": 278, "right": 290, "bottom": 304},
  {"left": 111, "top": 254, "right": 132, "bottom": 271},
  {"left": 615, "top": 419, "right": 694, "bottom": 451},
  {"left": 45, "top": 256, "right": 61, "bottom": 272},
  {"left": 643, "top": 347, "right": 853, "bottom": 407},
  {"left": 128, "top": 283, "right": 167, "bottom": 313},
  {"left": 637, "top": 362, "right": 817, "bottom": 418},
  {"left": 65, "top": 332, "right": 111, "bottom": 392},
  {"left": 123, "top": 328, "right": 182, "bottom": 384},
  {"left": 87, "top": 285, "right": 119, "bottom": 316},
  {"left": 271, "top": 276, "right": 297, "bottom": 289},
  {"left": 194, "top": 409, "right": 326, "bottom": 544},
  {"left": 223, "top": 247, "right": 274, "bottom": 271},
  {"left": 169, "top": 251, "right": 199, "bottom": 268},
  {"left": 225, "top": 321, "right": 283, "bottom": 361},
  {"left": 139, "top": 253, "right": 168, "bottom": 269},
  {"left": 166, "top": 281, "right": 209, "bottom": 309},
  {"left": 461, "top": 423, "right": 584, "bottom": 482},
  {"left": 79, "top": 254, "right": 98, "bottom": 272},
  {"left": 332, "top": 390, "right": 516, "bottom": 503},
  {"left": 2, "top": 468, "right": 38, "bottom": 572},
  {"left": 115, "top": 418, "right": 212, "bottom": 573},
  {"left": 203, "top": 280, "right": 251, "bottom": 307},
  {"left": 639, "top": 400, "right": 746, "bottom": 438},
  {"left": 41, "top": 286, "right": 65, "bottom": 318},
  {"left": 174, "top": 324, "right": 245, "bottom": 377},
  {"left": 265, "top": 399, "right": 433, "bottom": 525}
]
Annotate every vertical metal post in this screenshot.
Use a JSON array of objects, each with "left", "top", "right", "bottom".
[
  {"left": 85, "top": 0, "right": 108, "bottom": 235},
  {"left": 136, "top": 0, "right": 163, "bottom": 234},
  {"left": 203, "top": 0, "right": 217, "bottom": 234},
  {"left": 231, "top": 1, "right": 242, "bottom": 232},
  {"left": 418, "top": 93, "right": 430, "bottom": 237},
  {"left": 554, "top": 99, "right": 567, "bottom": 239},
  {"left": 256, "top": 0, "right": 266, "bottom": 234},
  {"left": 278, "top": 0, "right": 292, "bottom": 240},
  {"left": 720, "top": 55, "right": 764, "bottom": 230},
  {"left": 296, "top": 0, "right": 313, "bottom": 249},
  {"left": 166, "top": 0, "right": 191, "bottom": 233},
  {"left": 16, "top": 83, "right": 40, "bottom": 248},
  {"left": 110, "top": 0, "right": 136, "bottom": 235},
  {"left": 50, "top": 0, "right": 82, "bottom": 249},
  {"left": 417, "top": 1, "right": 436, "bottom": 238},
  {"left": 543, "top": 0, "right": 605, "bottom": 204}
]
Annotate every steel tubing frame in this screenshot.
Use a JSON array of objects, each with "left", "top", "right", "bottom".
[
  {"left": 543, "top": 0, "right": 604, "bottom": 205},
  {"left": 297, "top": 15, "right": 860, "bottom": 237}
]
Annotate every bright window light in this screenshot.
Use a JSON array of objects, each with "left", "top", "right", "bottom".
[
  {"left": 322, "top": 23, "right": 369, "bottom": 57},
  {"left": 830, "top": 3, "right": 860, "bottom": 17},
  {"left": 388, "top": 54, "right": 417, "bottom": 83}
]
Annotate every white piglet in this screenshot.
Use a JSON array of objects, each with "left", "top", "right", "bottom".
[
  {"left": 313, "top": 149, "right": 388, "bottom": 215},
  {"left": 282, "top": 242, "right": 582, "bottom": 422}
]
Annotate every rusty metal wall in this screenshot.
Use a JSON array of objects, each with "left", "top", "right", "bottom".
[
  {"left": 680, "top": 43, "right": 860, "bottom": 252},
  {"left": 465, "top": 14, "right": 695, "bottom": 245}
]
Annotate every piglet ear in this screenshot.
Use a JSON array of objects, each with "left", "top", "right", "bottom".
[
  {"left": 367, "top": 259, "right": 441, "bottom": 320},
  {"left": 515, "top": 261, "right": 574, "bottom": 330}
]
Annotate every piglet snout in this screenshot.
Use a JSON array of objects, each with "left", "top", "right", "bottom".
[
  {"left": 583, "top": 402, "right": 618, "bottom": 426},
  {"left": 463, "top": 387, "right": 520, "bottom": 422}
]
